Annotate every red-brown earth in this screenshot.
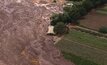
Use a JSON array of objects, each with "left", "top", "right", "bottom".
[
  {"left": 0, "top": 0, "right": 74, "bottom": 65},
  {"left": 80, "top": 10, "right": 107, "bottom": 30}
]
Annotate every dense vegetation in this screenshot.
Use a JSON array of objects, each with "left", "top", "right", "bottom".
[
  {"left": 54, "top": 22, "right": 69, "bottom": 35},
  {"left": 99, "top": 27, "right": 107, "bottom": 33},
  {"left": 51, "top": 0, "right": 107, "bottom": 26}
]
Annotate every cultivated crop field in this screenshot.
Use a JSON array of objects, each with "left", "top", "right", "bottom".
[
  {"left": 80, "top": 5, "right": 107, "bottom": 30},
  {"left": 80, "top": 11, "right": 107, "bottom": 30},
  {"left": 56, "top": 30, "right": 107, "bottom": 65}
]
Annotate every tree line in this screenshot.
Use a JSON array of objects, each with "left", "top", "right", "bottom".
[
  {"left": 51, "top": 0, "right": 107, "bottom": 26},
  {"left": 51, "top": 0, "right": 107, "bottom": 35}
]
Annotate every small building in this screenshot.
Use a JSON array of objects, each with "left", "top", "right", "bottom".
[
  {"left": 63, "top": 2, "right": 73, "bottom": 7},
  {"left": 47, "top": 25, "right": 55, "bottom": 35},
  {"left": 66, "top": 3, "right": 73, "bottom": 6}
]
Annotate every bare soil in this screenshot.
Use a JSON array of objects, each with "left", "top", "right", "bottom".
[
  {"left": 0, "top": 0, "right": 74, "bottom": 65},
  {"left": 80, "top": 10, "right": 107, "bottom": 30}
]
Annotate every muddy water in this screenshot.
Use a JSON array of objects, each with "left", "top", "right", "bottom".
[{"left": 0, "top": 0, "right": 74, "bottom": 65}]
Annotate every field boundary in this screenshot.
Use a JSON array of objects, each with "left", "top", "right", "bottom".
[
  {"left": 69, "top": 25, "right": 107, "bottom": 38},
  {"left": 64, "top": 38, "right": 107, "bottom": 54}
]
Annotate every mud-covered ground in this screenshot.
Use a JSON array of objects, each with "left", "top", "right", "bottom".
[{"left": 0, "top": 0, "right": 74, "bottom": 65}]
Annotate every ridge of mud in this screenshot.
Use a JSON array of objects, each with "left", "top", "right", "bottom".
[{"left": 0, "top": 0, "right": 74, "bottom": 65}]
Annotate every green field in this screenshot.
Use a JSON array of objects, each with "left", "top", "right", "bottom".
[
  {"left": 96, "top": 5, "right": 107, "bottom": 15},
  {"left": 56, "top": 30, "right": 107, "bottom": 65},
  {"left": 62, "top": 52, "right": 99, "bottom": 65}
]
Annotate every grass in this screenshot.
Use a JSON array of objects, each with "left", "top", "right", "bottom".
[
  {"left": 56, "top": 30, "right": 107, "bottom": 65},
  {"left": 64, "top": 30, "right": 107, "bottom": 51},
  {"left": 62, "top": 52, "right": 99, "bottom": 65}
]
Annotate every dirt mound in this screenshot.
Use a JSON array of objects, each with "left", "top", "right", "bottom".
[{"left": 0, "top": 0, "right": 74, "bottom": 65}]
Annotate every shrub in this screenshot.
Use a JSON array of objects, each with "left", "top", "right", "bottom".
[
  {"left": 50, "top": 13, "right": 71, "bottom": 26},
  {"left": 54, "top": 22, "right": 69, "bottom": 35},
  {"left": 99, "top": 27, "right": 107, "bottom": 33}
]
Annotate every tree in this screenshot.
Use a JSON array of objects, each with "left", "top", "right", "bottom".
[
  {"left": 101, "top": 0, "right": 107, "bottom": 4},
  {"left": 50, "top": 13, "right": 60, "bottom": 25},
  {"left": 68, "top": 5, "right": 81, "bottom": 20},
  {"left": 99, "top": 27, "right": 107, "bottom": 33},
  {"left": 89, "top": 0, "right": 101, "bottom": 7},
  {"left": 82, "top": 0, "right": 94, "bottom": 11},
  {"left": 61, "top": 12, "right": 71, "bottom": 24},
  {"left": 72, "top": 2, "right": 87, "bottom": 16},
  {"left": 54, "top": 22, "right": 69, "bottom": 35},
  {"left": 50, "top": 13, "right": 71, "bottom": 26},
  {"left": 63, "top": 2, "right": 87, "bottom": 24}
]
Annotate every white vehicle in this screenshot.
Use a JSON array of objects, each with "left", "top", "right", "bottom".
[{"left": 47, "top": 25, "right": 55, "bottom": 35}]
